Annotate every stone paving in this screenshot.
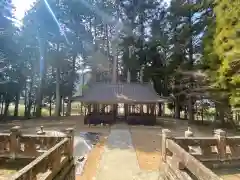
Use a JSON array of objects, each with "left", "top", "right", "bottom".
[{"left": 95, "top": 124, "right": 163, "bottom": 180}]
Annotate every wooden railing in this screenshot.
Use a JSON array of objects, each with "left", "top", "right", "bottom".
[
  {"left": 0, "top": 126, "right": 74, "bottom": 180},
  {"left": 162, "top": 128, "right": 240, "bottom": 180}
]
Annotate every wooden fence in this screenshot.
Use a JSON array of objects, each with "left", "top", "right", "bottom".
[
  {"left": 0, "top": 126, "right": 74, "bottom": 180},
  {"left": 162, "top": 128, "right": 240, "bottom": 180}
]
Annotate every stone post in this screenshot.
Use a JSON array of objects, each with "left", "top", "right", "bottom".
[
  {"left": 214, "top": 129, "right": 226, "bottom": 159},
  {"left": 65, "top": 128, "right": 74, "bottom": 157},
  {"left": 37, "top": 126, "right": 46, "bottom": 135},
  {"left": 184, "top": 127, "right": 194, "bottom": 152},
  {"left": 162, "top": 129, "right": 172, "bottom": 162},
  {"left": 10, "top": 126, "right": 21, "bottom": 159},
  {"left": 185, "top": 127, "right": 194, "bottom": 137}
]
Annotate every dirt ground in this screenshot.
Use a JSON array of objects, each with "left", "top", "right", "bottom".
[
  {"left": 0, "top": 159, "right": 32, "bottom": 179},
  {"left": 130, "top": 127, "right": 163, "bottom": 171},
  {"left": 76, "top": 132, "right": 109, "bottom": 180},
  {"left": 214, "top": 168, "right": 240, "bottom": 180},
  {"left": 129, "top": 118, "right": 239, "bottom": 172}
]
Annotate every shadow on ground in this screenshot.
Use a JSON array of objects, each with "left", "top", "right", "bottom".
[{"left": 0, "top": 116, "right": 240, "bottom": 178}]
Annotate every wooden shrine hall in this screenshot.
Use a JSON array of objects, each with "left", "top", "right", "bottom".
[
  {"left": 73, "top": 82, "right": 168, "bottom": 125},
  {"left": 72, "top": 47, "right": 168, "bottom": 125}
]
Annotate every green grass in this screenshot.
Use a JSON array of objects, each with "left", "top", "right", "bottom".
[{"left": 8, "top": 104, "right": 51, "bottom": 117}]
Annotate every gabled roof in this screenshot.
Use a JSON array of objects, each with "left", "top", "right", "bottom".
[{"left": 72, "top": 82, "right": 169, "bottom": 103}]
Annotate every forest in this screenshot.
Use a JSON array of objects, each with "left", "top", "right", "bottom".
[{"left": 0, "top": 0, "right": 239, "bottom": 126}]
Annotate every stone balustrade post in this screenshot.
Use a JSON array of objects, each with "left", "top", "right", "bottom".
[
  {"left": 184, "top": 127, "right": 194, "bottom": 152},
  {"left": 185, "top": 127, "right": 194, "bottom": 137},
  {"left": 10, "top": 126, "right": 21, "bottom": 158},
  {"left": 162, "top": 129, "right": 172, "bottom": 162},
  {"left": 214, "top": 129, "right": 226, "bottom": 159},
  {"left": 37, "top": 126, "right": 46, "bottom": 135},
  {"left": 65, "top": 128, "right": 74, "bottom": 157}
]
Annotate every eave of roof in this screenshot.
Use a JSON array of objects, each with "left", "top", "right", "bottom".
[{"left": 72, "top": 82, "right": 170, "bottom": 103}]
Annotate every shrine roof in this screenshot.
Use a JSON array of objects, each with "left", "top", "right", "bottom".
[{"left": 72, "top": 82, "right": 169, "bottom": 103}]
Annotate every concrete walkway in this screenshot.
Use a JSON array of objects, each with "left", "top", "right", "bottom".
[{"left": 95, "top": 124, "right": 163, "bottom": 180}]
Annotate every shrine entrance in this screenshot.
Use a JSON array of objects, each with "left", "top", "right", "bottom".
[{"left": 116, "top": 103, "right": 125, "bottom": 122}]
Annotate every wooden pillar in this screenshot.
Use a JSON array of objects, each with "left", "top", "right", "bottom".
[
  {"left": 96, "top": 104, "right": 99, "bottom": 113},
  {"left": 112, "top": 104, "right": 117, "bottom": 122},
  {"left": 147, "top": 104, "right": 150, "bottom": 114},
  {"left": 93, "top": 104, "right": 97, "bottom": 113},
  {"left": 140, "top": 104, "right": 143, "bottom": 115},
  {"left": 124, "top": 104, "right": 128, "bottom": 118},
  {"left": 87, "top": 104, "right": 91, "bottom": 114},
  {"left": 131, "top": 104, "right": 135, "bottom": 113},
  {"left": 150, "top": 104, "right": 154, "bottom": 115}
]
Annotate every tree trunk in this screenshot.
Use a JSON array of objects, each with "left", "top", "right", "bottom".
[
  {"left": 54, "top": 66, "right": 61, "bottom": 117},
  {"left": 35, "top": 58, "right": 46, "bottom": 117},
  {"left": 184, "top": 107, "right": 188, "bottom": 119},
  {"left": 188, "top": 97, "right": 194, "bottom": 122},
  {"left": 66, "top": 54, "right": 77, "bottom": 116},
  {"left": 49, "top": 99, "right": 52, "bottom": 116},
  {"left": 94, "top": 17, "right": 98, "bottom": 50},
  {"left": 3, "top": 98, "right": 10, "bottom": 117},
  {"left": 106, "top": 24, "right": 110, "bottom": 58},
  {"left": 26, "top": 78, "right": 33, "bottom": 118},
  {"left": 24, "top": 91, "right": 28, "bottom": 117},
  {"left": 195, "top": 103, "right": 198, "bottom": 121},
  {"left": 26, "top": 100, "right": 32, "bottom": 118},
  {"left": 66, "top": 100, "right": 71, "bottom": 116},
  {"left": 35, "top": 75, "right": 44, "bottom": 117},
  {"left": 14, "top": 92, "right": 20, "bottom": 117},
  {"left": 62, "top": 97, "right": 65, "bottom": 116},
  {"left": 80, "top": 103, "right": 83, "bottom": 114},
  {"left": 216, "top": 102, "right": 224, "bottom": 125},
  {"left": 33, "top": 103, "right": 36, "bottom": 115},
  {"left": 1, "top": 95, "right": 4, "bottom": 115},
  {"left": 187, "top": 0, "right": 195, "bottom": 123},
  {"left": 224, "top": 99, "right": 235, "bottom": 129},
  {"left": 175, "top": 99, "right": 181, "bottom": 119}
]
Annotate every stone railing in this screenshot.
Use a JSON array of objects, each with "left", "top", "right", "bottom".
[
  {"left": 0, "top": 126, "right": 74, "bottom": 180},
  {"left": 162, "top": 128, "right": 240, "bottom": 180}
]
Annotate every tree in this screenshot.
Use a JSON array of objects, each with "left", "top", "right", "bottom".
[{"left": 213, "top": 0, "right": 240, "bottom": 107}]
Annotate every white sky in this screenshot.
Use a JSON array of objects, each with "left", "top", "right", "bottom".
[{"left": 13, "top": 0, "right": 34, "bottom": 19}]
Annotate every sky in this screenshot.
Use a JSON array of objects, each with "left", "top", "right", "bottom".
[
  {"left": 13, "top": 0, "right": 171, "bottom": 20},
  {"left": 13, "top": 0, "right": 34, "bottom": 19}
]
